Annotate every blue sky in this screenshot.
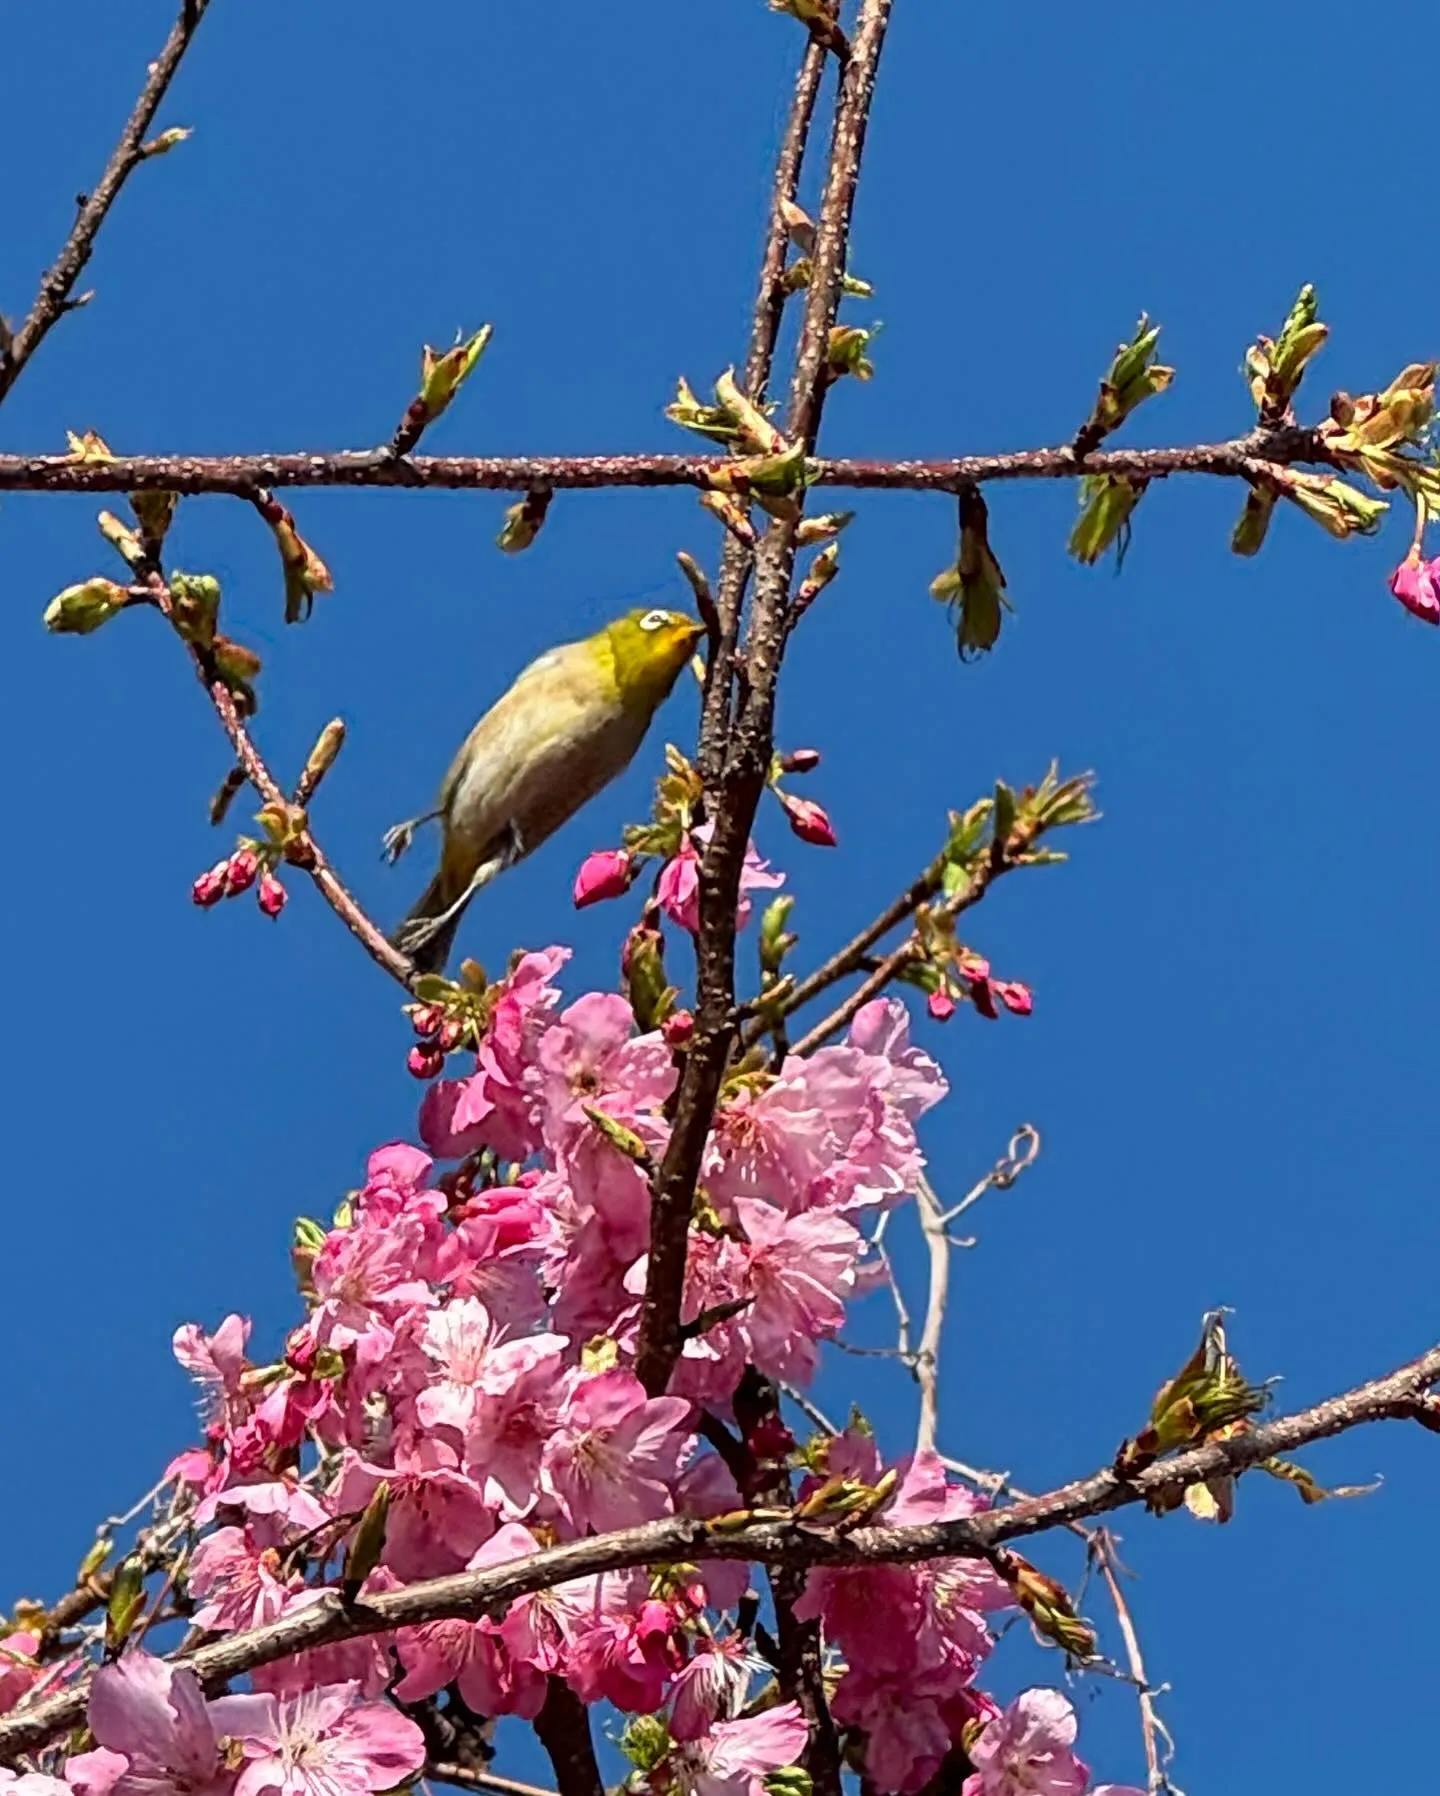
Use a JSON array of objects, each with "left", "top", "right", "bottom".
[{"left": 2, "top": 4, "right": 1435, "bottom": 1791}]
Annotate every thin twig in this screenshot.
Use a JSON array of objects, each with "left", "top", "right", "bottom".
[
  {"left": 748, "top": 845, "right": 952, "bottom": 1048},
  {"left": 0, "top": 1, "right": 212, "bottom": 404},
  {"left": 789, "top": 826, "right": 1031, "bottom": 1055},
  {"left": 1092, "top": 1531, "right": 1178, "bottom": 1796},
  {"left": 913, "top": 1173, "right": 950, "bottom": 1454},
  {"left": 136, "top": 574, "right": 416, "bottom": 988},
  {"left": 5, "top": 1336, "right": 1439, "bottom": 1763},
  {"left": 427, "top": 1768, "right": 557, "bottom": 1796},
  {"left": 936, "top": 1126, "right": 1041, "bottom": 1228}
]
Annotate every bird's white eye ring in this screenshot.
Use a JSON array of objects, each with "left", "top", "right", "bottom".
[{"left": 638, "top": 609, "right": 669, "bottom": 632}]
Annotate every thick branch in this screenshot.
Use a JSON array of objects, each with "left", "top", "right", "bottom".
[
  {"left": 633, "top": 38, "right": 831, "bottom": 1397},
  {"left": 634, "top": 0, "right": 897, "bottom": 1398},
  {"left": 0, "top": 429, "right": 1326, "bottom": 498},
  {"left": 531, "top": 1678, "right": 604, "bottom": 1796},
  {"left": 0, "top": 1, "right": 212, "bottom": 404},
  {"left": 4, "top": 1339, "right": 1437, "bottom": 1763}
]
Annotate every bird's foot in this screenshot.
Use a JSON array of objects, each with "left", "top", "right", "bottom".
[
  {"left": 382, "top": 820, "right": 416, "bottom": 865},
  {"left": 500, "top": 820, "right": 526, "bottom": 869},
  {"left": 393, "top": 913, "right": 442, "bottom": 954}
]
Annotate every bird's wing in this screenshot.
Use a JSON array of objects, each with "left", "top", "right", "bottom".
[{"left": 439, "top": 648, "right": 642, "bottom": 861}]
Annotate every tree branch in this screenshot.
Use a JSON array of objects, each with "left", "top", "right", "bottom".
[
  {"left": 136, "top": 575, "right": 416, "bottom": 989},
  {"left": 427, "top": 1769, "right": 556, "bottom": 1796},
  {"left": 0, "top": 0, "right": 212, "bottom": 404},
  {"left": 634, "top": 0, "right": 897, "bottom": 1399},
  {"left": 913, "top": 1173, "right": 950, "bottom": 1455},
  {"left": 531, "top": 1677, "right": 604, "bottom": 1796},
  {"left": 632, "top": 33, "right": 834, "bottom": 1399},
  {"left": 1091, "top": 1531, "right": 1175, "bottom": 1796},
  {"left": 0, "top": 429, "right": 1329, "bottom": 499},
  {"left": 4, "top": 1337, "right": 1437, "bottom": 1763}
]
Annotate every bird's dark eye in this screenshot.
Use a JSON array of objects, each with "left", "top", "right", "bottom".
[{"left": 639, "top": 609, "right": 669, "bottom": 632}]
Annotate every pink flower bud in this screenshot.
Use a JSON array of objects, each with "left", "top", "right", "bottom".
[
  {"left": 191, "top": 861, "right": 229, "bottom": 907},
  {"left": 662, "top": 1009, "right": 695, "bottom": 1048},
  {"left": 781, "top": 748, "right": 822, "bottom": 774},
  {"left": 994, "top": 979, "right": 1033, "bottom": 1016},
  {"left": 411, "top": 1005, "right": 445, "bottom": 1038},
  {"left": 927, "top": 987, "right": 956, "bottom": 1021},
  {"left": 437, "top": 1019, "right": 465, "bottom": 1052},
  {"left": 407, "top": 1044, "right": 445, "bottom": 1080},
  {"left": 285, "top": 1330, "right": 318, "bottom": 1374},
  {"left": 957, "top": 955, "right": 991, "bottom": 982},
  {"left": 573, "top": 848, "right": 635, "bottom": 908},
  {"left": 779, "top": 791, "right": 837, "bottom": 847},
  {"left": 256, "top": 870, "right": 287, "bottom": 918},
  {"left": 1390, "top": 549, "right": 1440, "bottom": 624},
  {"left": 747, "top": 1413, "right": 796, "bottom": 1461},
  {"left": 225, "top": 848, "right": 260, "bottom": 895},
  {"left": 967, "top": 977, "right": 999, "bottom": 1020}
]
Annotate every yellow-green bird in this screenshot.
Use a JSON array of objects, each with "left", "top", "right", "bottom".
[{"left": 388, "top": 606, "right": 705, "bottom": 973}]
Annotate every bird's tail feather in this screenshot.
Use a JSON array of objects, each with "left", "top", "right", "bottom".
[{"left": 391, "top": 869, "right": 466, "bottom": 976}]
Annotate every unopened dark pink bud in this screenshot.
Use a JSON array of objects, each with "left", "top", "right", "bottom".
[
  {"left": 191, "top": 862, "right": 229, "bottom": 907},
  {"left": 225, "top": 848, "right": 259, "bottom": 895},
  {"left": 256, "top": 871, "right": 287, "bottom": 918},
  {"left": 407, "top": 1044, "right": 444, "bottom": 1080}
]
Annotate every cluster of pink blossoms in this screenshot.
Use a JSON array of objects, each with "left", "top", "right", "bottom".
[{"left": 2, "top": 949, "right": 1139, "bottom": 1796}]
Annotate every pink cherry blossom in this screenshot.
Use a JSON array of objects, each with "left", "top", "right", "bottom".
[
  {"left": 210, "top": 1683, "right": 425, "bottom": 1796},
  {"left": 465, "top": 1332, "right": 569, "bottom": 1510},
  {"left": 0, "top": 1630, "right": 40, "bottom": 1714},
  {"left": 88, "top": 1652, "right": 244, "bottom": 1796},
  {"left": 566, "top": 1587, "right": 686, "bottom": 1712},
  {"left": 733, "top": 1196, "right": 859, "bottom": 1381},
  {"left": 542, "top": 1369, "right": 693, "bottom": 1531},
  {"left": 0, "top": 1775, "right": 84, "bottom": 1796},
  {"left": 414, "top": 1296, "right": 504, "bottom": 1437},
  {"left": 393, "top": 1615, "right": 543, "bottom": 1718},
  {"left": 420, "top": 947, "right": 571, "bottom": 1161},
  {"left": 669, "top": 1636, "right": 760, "bottom": 1741},
  {"left": 962, "top": 1690, "right": 1090, "bottom": 1796},
  {"left": 848, "top": 999, "right": 949, "bottom": 1121},
  {"left": 1390, "top": 548, "right": 1440, "bottom": 623},
  {"left": 536, "top": 992, "right": 675, "bottom": 1148},
  {"left": 308, "top": 1213, "right": 431, "bottom": 1366},
  {"left": 334, "top": 1448, "right": 494, "bottom": 1580},
  {"left": 188, "top": 1525, "right": 302, "bottom": 1632},
  {"left": 657, "top": 825, "right": 784, "bottom": 936},
  {"left": 173, "top": 1315, "right": 251, "bottom": 1423},
  {"left": 573, "top": 848, "right": 636, "bottom": 907},
  {"left": 668, "top": 1702, "right": 809, "bottom": 1796}
]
